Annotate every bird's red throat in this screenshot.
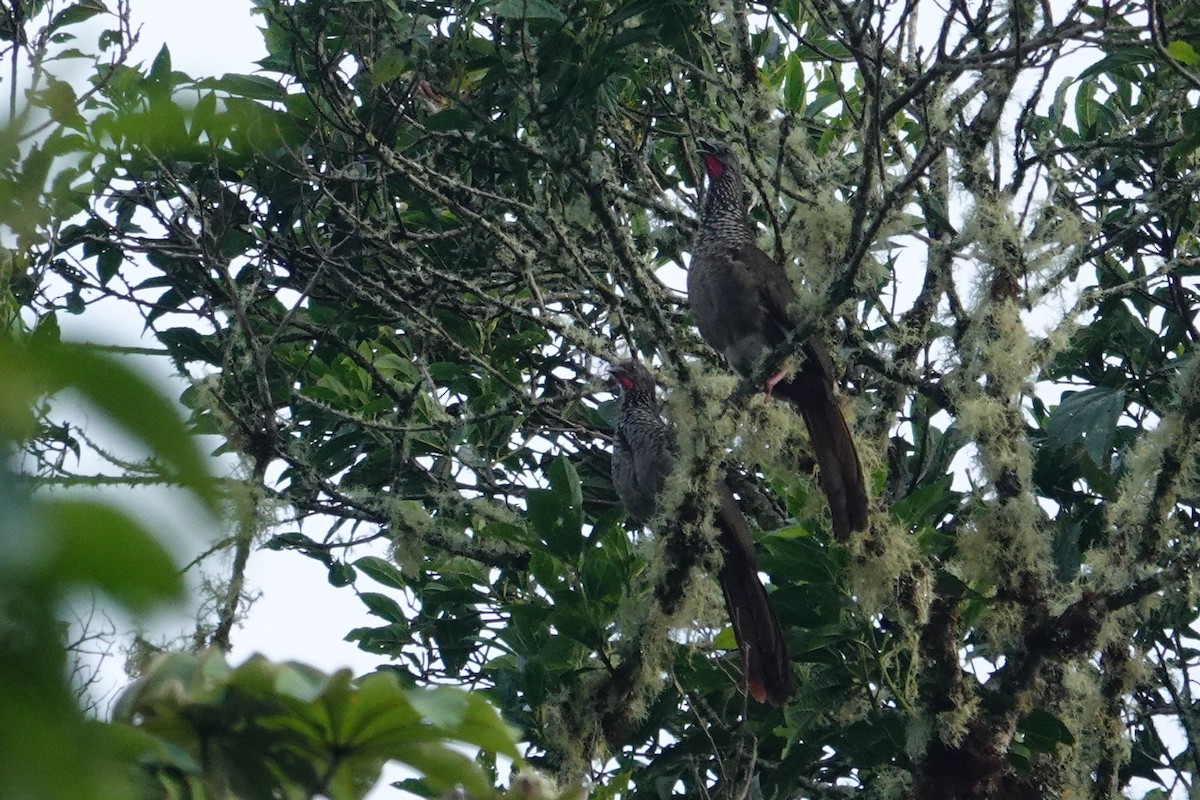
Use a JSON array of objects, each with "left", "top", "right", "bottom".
[{"left": 702, "top": 153, "right": 726, "bottom": 178}]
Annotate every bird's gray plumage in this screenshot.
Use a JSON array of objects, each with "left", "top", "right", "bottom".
[
  {"left": 610, "top": 361, "right": 675, "bottom": 526},
  {"left": 688, "top": 138, "right": 869, "bottom": 539},
  {"left": 609, "top": 359, "right": 796, "bottom": 705}
]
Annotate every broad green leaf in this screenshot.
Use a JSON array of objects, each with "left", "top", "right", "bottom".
[
  {"left": 96, "top": 245, "right": 121, "bottom": 285},
  {"left": 30, "top": 311, "right": 60, "bottom": 348},
  {"left": 1018, "top": 708, "right": 1076, "bottom": 753},
  {"left": 1166, "top": 40, "right": 1199, "bottom": 65},
  {"left": 359, "top": 591, "right": 408, "bottom": 624},
  {"left": 1044, "top": 386, "right": 1124, "bottom": 464},
  {"left": 328, "top": 561, "right": 357, "bottom": 587},
  {"left": 409, "top": 685, "right": 471, "bottom": 730},
  {"left": 371, "top": 49, "right": 410, "bottom": 87},
  {"left": 547, "top": 455, "right": 583, "bottom": 535},
  {"left": 2, "top": 340, "right": 218, "bottom": 510},
  {"left": 783, "top": 53, "right": 805, "bottom": 111},
  {"left": 148, "top": 43, "right": 172, "bottom": 86},
  {"left": 270, "top": 660, "right": 334, "bottom": 704},
  {"left": 41, "top": 499, "right": 183, "bottom": 610},
  {"left": 891, "top": 474, "right": 958, "bottom": 528},
  {"left": 491, "top": 0, "right": 566, "bottom": 23},
  {"left": 210, "top": 73, "right": 287, "bottom": 101},
  {"left": 391, "top": 741, "right": 491, "bottom": 795},
  {"left": 713, "top": 626, "right": 738, "bottom": 650},
  {"left": 39, "top": 78, "right": 84, "bottom": 129},
  {"left": 527, "top": 486, "right": 582, "bottom": 561},
  {"left": 354, "top": 555, "right": 408, "bottom": 589},
  {"left": 47, "top": 0, "right": 106, "bottom": 35},
  {"left": 345, "top": 623, "right": 409, "bottom": 655},
  {"left": 1052, "top": 515, "right": 1082, "bottom": 582}
]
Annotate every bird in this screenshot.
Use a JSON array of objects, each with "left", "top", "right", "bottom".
[
  {"left": 687, "top": 137, "right": 869, "bottom": 540},
  {"left": 609, "top": 358, "right": 796, "bottom": 706}
]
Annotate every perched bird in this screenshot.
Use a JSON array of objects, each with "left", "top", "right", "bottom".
[
  {"left": 609, "top": 359, "right": 796, "bottom": 706},
  {"left": 687, "top": 138, "right": 868, "bottom": 539}
]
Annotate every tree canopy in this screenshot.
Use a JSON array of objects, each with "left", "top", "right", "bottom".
[{"left": 4, "top": 0, "right": 1200, "bottom": 797}]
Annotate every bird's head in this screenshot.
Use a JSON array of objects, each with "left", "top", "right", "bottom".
[
  {"left": 608, "top": 359, "right": 655, "bottom": 396},
  {"left": 697, "top": 138, "right": 740, "bottom": 182}
]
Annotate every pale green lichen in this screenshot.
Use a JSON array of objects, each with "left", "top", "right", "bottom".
[
  {"left": 847, "top": 519, "right": 923, "bottom": 618},
  {"left": 933, "top": 680, "right": 981, "bottom": 747},
  {"left": 1106, "top": 415, "right": 1184, "bottom": 563},
  {"left": 381, "top": 496, "right": 435, "bottom": 576},
  {"left": 791, "top": 192, "right": 854, "bottom": 288},
  {"left": 1060, "top": 662, "right": 1105, "bottom": 746},
  {"left": 1033, "top": 311, "right": 1080, "bottom": 371},
  {"left": 540, "top": 686, "right": 603, "bottom": 778},
  {"left": 955, "top": 302, "right": 1037, "bottom": 398},
  {"left": 961, "top": 195, "right": 1024, "bottom": 273},
  {"left": 947, "top": 260, "right": 1054, "bottom": 622},
  {"left": 1116, "top": 407, "right": 1199, "bottom": 556},
  {"left": 869, "top": 766, "right": 914, "bottom": 799},
  {"left": 655, "top": 363, "right": 741, "bottom": 552}
]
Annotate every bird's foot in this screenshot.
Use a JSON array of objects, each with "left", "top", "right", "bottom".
[{"left": 764, "top": 370, "right": 787, "bottom": 400}]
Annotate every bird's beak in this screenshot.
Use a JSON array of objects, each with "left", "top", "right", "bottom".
[
  {"left": 607, "top": 365, "right": 633, "bottom": 392},
  {"left": 696, "top": 138, "right": 727, "bottom": 179}
]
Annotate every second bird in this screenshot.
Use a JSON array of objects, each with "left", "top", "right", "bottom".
[
  {"left": 687, "top": 138, "right": 869, "bottom": 539},
  {"left": 610, "top": 359, "right": 796, "bottom": 706}
]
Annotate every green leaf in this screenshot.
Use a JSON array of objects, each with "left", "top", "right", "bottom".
[
  {"left": 159, "top": 326, "right": 219, "bottom": 365},
  {"left": 391, "top": 742, "right": 492, "bottom": 795},
  {"left": 892, "top": 474, "right": 958, "bottom": 529},
  {"left": 346, "top": 623, "right": 409, "bottom": 655},
  {"left": 328, "top": 561, "right": 357, "bottom": 587},
  {"left": 269, "top": 660, "right": 333, "bottom": 704},
  {"left": 41, "top": 499, "right": 183, "bottom": 610},
  {"left": 408, "top": 685, "right": 470, "bottom": 730},
  {"left": 47, "top": 1, "right": 107, "bottom": 36},
  {"left": 1044, "top": 386, "right": 1124, "bottom": 464},
  {"left": 211, "top": 73, "right": 286, "bottom": 102},
  {"left": 371, "top": 49, "right": 410, "bottom": 87},
  {"left": 438, "top": 689, "right": 521, "bottom": 759},
  {"left": 39, "top": 78, "right": 85, "bottom": 129},
  {"left": 30, "top": 312, "right": 61, "bottom": 348},
  {"left": 149, "top": 43, "right": 172, "bottom": 85},
  {"left": 527, "top": 488, "right": 580, "bottom": 561},
  {"left": 110, "top": 652, "right": 521, "bottom": 798},
  {"left": 547, "top": 455, "right": 583, "bottom": 534},
  {"left": 359, "top": 591, "right": 408, "bottom": 624},
  {"left": 50, "top": 343, "right": 217, "bottom": 508},
  {"left": 0, "top": 340, "right": 216, "bottom": 510},
  {"left": 96, "top": 245, "right": 122, "bottom": 285},
  {"left": 783, "top": 53, "right": 805, "bottom": 111},
  {"left": 1018, "top": 708, "right": 1076, "bottom": 753},
  {"left": 1166, "top": 40, "right": 1200, "bottom": 66},
  {"left": 1052, "top": 516, "right": 1082, "bottom": 582},
  {"left": 424, "top": 108, "right": 472, "bottom": 132},
  {"left": 491, "top": 0, "right": 567, "bottom": 22},
  {"left": 713, "top": 625, "right": 738, "bottom": 650},
  {"left": 406, "top": 687, "right": 520, "bottom": 760},
  {"left": 355, "top": 555, "right": 408, "bottom": 589}
]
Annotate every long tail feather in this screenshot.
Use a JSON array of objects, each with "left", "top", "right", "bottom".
[
  {"left": 775, "top": 368, "right": 869, "bottom": 540},
  {"left": 714, "top": 483, "right": 796, "bottom": 706}
]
